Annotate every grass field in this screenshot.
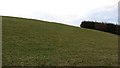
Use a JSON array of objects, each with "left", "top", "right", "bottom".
[{"left": 2, "top": 16, "right": 118, "bottom": 66}]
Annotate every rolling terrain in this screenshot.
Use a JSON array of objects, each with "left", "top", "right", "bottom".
[{"left": 2, "top": 16, "right": 118, "bottom": 66}]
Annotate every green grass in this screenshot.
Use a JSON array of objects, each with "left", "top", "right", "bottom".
[{"left": 2, "top": 16, "right": 118, "bottom": 66}]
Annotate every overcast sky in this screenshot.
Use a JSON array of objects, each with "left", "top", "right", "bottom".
[{"left": 0, "top": 0, "right": 119, "bottom": 27}]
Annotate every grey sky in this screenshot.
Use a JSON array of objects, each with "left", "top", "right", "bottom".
[{"left": 0, "top": 0, "right": 119, "bottom": 27}]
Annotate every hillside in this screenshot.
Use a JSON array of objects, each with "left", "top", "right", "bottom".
[{"left": 2, "top": 16, "right": 118, "bottom": 66}]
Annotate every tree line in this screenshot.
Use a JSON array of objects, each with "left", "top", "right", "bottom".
[{"left": 80, "top": 21, "right": 120, "bottom": 35}]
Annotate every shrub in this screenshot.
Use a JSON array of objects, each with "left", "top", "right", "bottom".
[{"left": 80, "top": 21, "right": 120, "bottom": 35}]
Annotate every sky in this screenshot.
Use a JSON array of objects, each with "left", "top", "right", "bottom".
[{"left": 0, "top": 0, "right": 119, "bottom": 27}]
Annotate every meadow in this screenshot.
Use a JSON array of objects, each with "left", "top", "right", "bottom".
[{"left": 2, "top": 16, "right": 118, "bottom": 66}]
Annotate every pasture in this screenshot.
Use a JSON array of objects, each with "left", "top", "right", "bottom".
[{"left": 2, "top": 16, "right": 118, "bottom": 66}]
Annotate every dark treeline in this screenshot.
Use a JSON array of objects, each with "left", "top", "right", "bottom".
[{"left": 80, "top": 21, "right": 120, "bottom": 35}]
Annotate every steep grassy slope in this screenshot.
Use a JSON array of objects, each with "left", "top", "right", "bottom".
[{"left": 2, "top": 16, "right": 118, "bottom": 66}]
